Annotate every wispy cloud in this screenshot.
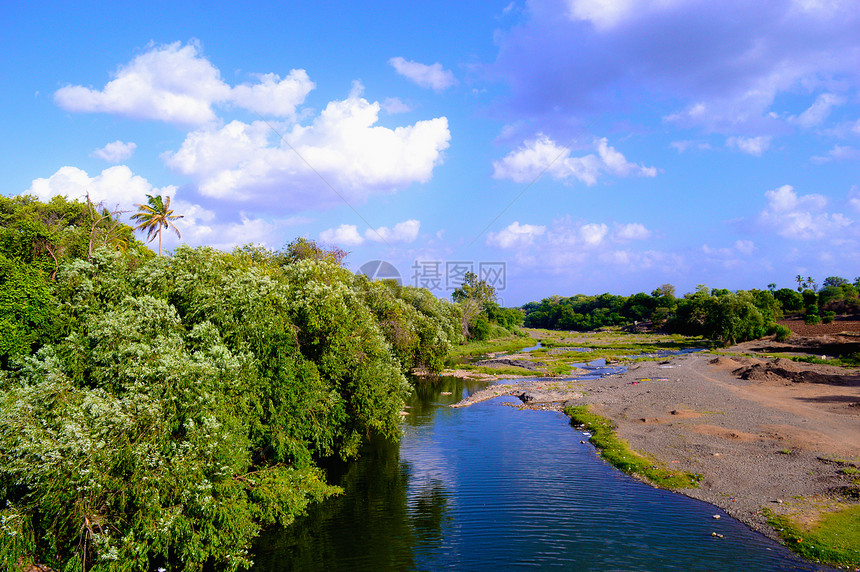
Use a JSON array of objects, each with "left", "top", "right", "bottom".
[
  {"left": 389, "top": 57, "right": 457, "bottom": 92},
  {"left": 91, "top": 140, "right": 137, "bottom": 163}
]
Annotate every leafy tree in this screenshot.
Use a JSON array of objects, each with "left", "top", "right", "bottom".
[
  {"left": 773, "top": 288, "right": 803, "bottom": 313},
  {"left": 451, "top": 272, "right": 497, "bottom": 338},
  {"left": 451, "top": 271, "right": 496, "bottom": 304},
  {"left": 651, "top": 283, "right": 676, "bottom": 299},
  {"left": 283, "top": 237, "right": 347, "bottom": 265},
  {"left": 823, "top": 276, "right": 848, "bottom": 288},
  {"left": 131, "top": 194, "right": 183, "bottom": 255}
]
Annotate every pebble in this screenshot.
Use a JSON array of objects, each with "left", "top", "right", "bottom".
[{"left": 713, "top": 515, "right": 721, "bottom": 519}]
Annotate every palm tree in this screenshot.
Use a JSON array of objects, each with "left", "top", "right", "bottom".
[{"left": 131, "top": 194, "right": 183, "bottom": 255}]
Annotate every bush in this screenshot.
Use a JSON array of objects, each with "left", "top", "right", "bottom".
[
  {"left": 822, "top": 311, "right": 836, "bottom": 324},
  {"left": 771, "top": 324, "right": 792, "bottom": 342},
  {"left": 470, "top": 317, "right": 491, "bottom": 341},
  {"left": 805, "top": 313, "right": 822, "bottom": 325}
]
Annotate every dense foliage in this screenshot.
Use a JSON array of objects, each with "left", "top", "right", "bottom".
[{"left": 0, "top": 197, "right": 463, "bottom": 570}]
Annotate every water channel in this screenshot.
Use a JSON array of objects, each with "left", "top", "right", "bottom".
[{"left": 253, "top": 375, "right": 830, "bottom": 570}]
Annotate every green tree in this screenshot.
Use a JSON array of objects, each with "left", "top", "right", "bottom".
[
  {"left": 451, "top": 271, "right": 496, "bottom": 304},
  {"left": 131, "top": 194, "right": 183, "bottom": 255},
  {"left": 823, "top": 276, "right": 848, "bottom": 288},
  {"left": 451, "top": 272, "right": 496, "bottom": 338}
]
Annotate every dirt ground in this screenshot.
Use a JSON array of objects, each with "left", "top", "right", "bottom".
[{"left": 451, "top": 330, "right": 860, "bottom": 542}]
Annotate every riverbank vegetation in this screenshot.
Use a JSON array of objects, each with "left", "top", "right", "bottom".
[
  {"left": 765, "top": 506, "right": 860, "bottom": 568},
  {"left": 564, "top": 405, "right": 701, "bottom": 489},
  {"left": 0, "top": 196, "right": 464, "bottom": 570}
]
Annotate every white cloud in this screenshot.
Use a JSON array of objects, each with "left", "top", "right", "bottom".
[
  {"left": 366, "top": 219, "right": 421, "bottom": 243},
  {"left": 811, "top": 144, "right": 860, "bottom": 163},
  {"left": 726, "top": 135, "right": 772, "bottom": 156},
  {"left": 55, "top": 41, "right": 314, "bottom": 125},
  {"left": 320, "top": 224, "right": 365, "bottom": 246},
  {"left": 389, "top": 57, "right": 457, "bottom": 91},
  {"left": 27, "top": 165, "right": 174, "bottom": 211},
  {"left": 614, "top": 222, "right": 651, "bottom": 241},
  {"left": 173, "top": 202, "right": 284, "bottom": 250},
  {"left": 229, "top": 70, "right": 315, "bottom": 117},
  {"left": 567, "top": 0, "right": 630, "bottom": 29},
  {"left": 579, "top": 222, "right": 609, "bottom": 246},
  {"left": 759, "top": 184, "right": 851, "bottom": 239},
  {"left": 492, "top": 135, "right": 657, "bottom": 184},
  {"left": 91, "top": 140, "right": 137, "bottom": 163},
  {"left": 163, "top": 88, "right": 450, "bottom": 207},
  {"left": 791, "top": 93, "right": 844, "bottom": 128},
  {"left": 486, "top": 221, "right": 547, "bottom": 248}
]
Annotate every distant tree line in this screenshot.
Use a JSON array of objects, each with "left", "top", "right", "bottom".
[
  {"left": 0, "top": 196, "right": 464, "bottom": 570},
  {"left": 523, "top": 278, "right": 860, "bottom": 345}
]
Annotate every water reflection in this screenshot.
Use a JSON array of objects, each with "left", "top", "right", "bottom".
[{"left": 254, "top": 376, "right": 830, "bottom": 571}]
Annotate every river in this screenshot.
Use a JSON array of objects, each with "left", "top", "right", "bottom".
[{"left": 252, "top": 375, "right": 829, "bottom": 570}]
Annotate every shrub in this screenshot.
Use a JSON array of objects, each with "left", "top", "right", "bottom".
[
  {"left": 771, "top": 324, "right": 792, "bottom": 342},
  {"left": 822, "top": 311, "right": 836, "bottom": 324},
  {"left": 470, "top": 317, "right": 491, "bottom": 341},
  {"left": 805, "top": 313, "right": 822, "bottom": 325}
]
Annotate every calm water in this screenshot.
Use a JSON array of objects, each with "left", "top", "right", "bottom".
[{"left": 253, "top": 377, "right": 829, "bottom": 571}]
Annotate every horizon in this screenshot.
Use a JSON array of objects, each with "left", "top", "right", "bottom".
[{"left": 3, "top": 1, "right": 859, "bottom": 306}]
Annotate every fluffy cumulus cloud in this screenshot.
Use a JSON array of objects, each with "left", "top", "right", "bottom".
[
  {"left": 493, "top": 134, "right": 657, "bottom": 184},
  {"left": 55, "top": 41, "right": 314, "bottom": 124},
  {"left": 759, "top": 184, "right": 851, "bottom": 239},
  {"left": 493, "top": 0, "right": 860, "bottom": 135},
  {"left": 486, "top": 221, "right": 546, "bottom": 248},
  {"left": 726, "top": 135, "right": 772, "bottom": 156},
  {"left": 320, "top": 224, "right": 365, "bottom": 246},
  {"left": 172, "top": 201, "right": 284, "bottom": 250},
  {"left": 27, "top": 165, "right": 173, "bottom": 210},
  {"left": 388, "top": 57, "right": 457, "bottom": 91},
  {"left": 91, "top": 140, "right": 137, "bottom": 163},
  {"left": 163, "top": 87, "right": 450, "bottom": 207},
  {"left": 320, "top": 219, "right": 421, "bottom": 246},
  {"left": 366, "top": 219, "right": 421, "bottom": 243},
  {"left": 489, "top": 217, "right": 651, "bottom": 252},
  {"left": 614, "top": 222, "right": 651, "bottom": 241}
]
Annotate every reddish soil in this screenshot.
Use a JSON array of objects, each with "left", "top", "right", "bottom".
[{"left": 779, "top": 317, "right": 860, "bottom": 337}]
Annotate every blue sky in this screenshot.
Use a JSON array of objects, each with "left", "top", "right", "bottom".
[{"left": 3, "top": 1, "right": 860, "bottom": 305}]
